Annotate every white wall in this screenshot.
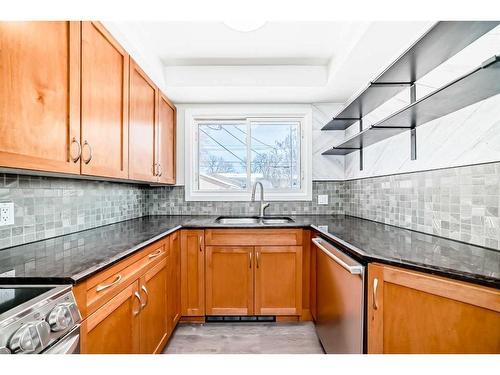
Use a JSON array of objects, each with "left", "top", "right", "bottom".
[{"left": 102, "top": 21, "right": 168, "bottom": 94}]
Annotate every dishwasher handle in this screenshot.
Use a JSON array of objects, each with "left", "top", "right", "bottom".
[{"left": 312, "top": 238, "right": 363, "bottom": 275}]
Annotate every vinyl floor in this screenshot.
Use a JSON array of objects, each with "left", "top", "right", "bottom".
[{"left": 162, "top": 322, "right": 325, "bottom": 354}]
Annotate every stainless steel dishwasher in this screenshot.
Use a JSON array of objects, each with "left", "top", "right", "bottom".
[{"left": 312, "top": 237, "right": 365, "bottom": 354}]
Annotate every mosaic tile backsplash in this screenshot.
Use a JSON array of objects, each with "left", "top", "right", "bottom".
[
  {"left": 0, "top": 174, "right": 147, "bottom": 249},
  {"left": 1, "top": 161, "right": 500, "bottom": 251},
  {"left": 146, "top": 181, "right": 345, "bottom": 216},
  {"left": 344, "top": 162, "right": 500, "bottom": 250}
]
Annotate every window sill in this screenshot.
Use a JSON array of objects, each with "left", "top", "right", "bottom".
[{"left": 185, "top": 191, "right": 312, "bottom": 202}]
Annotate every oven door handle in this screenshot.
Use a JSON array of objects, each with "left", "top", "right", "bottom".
[{"left": 43, "top": 325, "right": 80, "bottom": 354}]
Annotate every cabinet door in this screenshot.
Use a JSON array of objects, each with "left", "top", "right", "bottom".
[
  {"left": 206, "top": 246, "right": 254, "bottom": 315},
  {"left": 81, "top": 21, "right": 129, "bottom": 179},
  {"left": 139, "top": 258, "right": 168, "bottom": 354},
  {"left": 181, "top": 230, "right": 205, "bottom": 316},
  {"left": 129, "top": 59, "right": 157, "bottom": 182},
  {"left": 367, "top": 264, "right": 500, "bottom": 354},
  {"left": 167, "top": 231, "right": 181, "bottom": 331},
  {"left": 254, "top": 246, "right": 302, "bottom": 316},
  {"left": 83, "top": 281, "right": 141, "bottom": 354},
  {"left": 157, "top": 93, "right": 176, "bottom": 184},
  {"left": 310, "top": 238, "right": 317, "bottom": 321},
  {"left": 0, "top": 21, "right": 81, "bottom": 174}
]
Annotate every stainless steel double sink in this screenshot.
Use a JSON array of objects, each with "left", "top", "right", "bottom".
[{"left": 215, "top": 216, "right": 295, "bottom": 225}]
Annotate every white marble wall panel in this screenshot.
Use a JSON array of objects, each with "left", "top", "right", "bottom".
[
  {"left": 337, "top": 25, "right": 500, "bottom": 180},
  {"left": 345, "top": 94, "right": 500, "bottom": 179},
  {"left": 311, "top": 103, "right": 345, "bottom": 180}
]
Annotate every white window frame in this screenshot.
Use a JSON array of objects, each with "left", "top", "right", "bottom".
[{"left": 184, "top": 104, "right": 312, "bottom": 201}]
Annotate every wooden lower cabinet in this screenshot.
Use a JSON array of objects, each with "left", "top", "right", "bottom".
[
  {"left": 80, "top": 239, "right": 172, "bottom": 354},
  {"left": 83, "top": 282, "right": 141, "bottom": 354},
  {"left": 254, "top": 246, "right": 302, "bottom": 316},
  {"left": 167, "top": 231, "right": 182, "bottom": 334},
  {"left": 139, "top": 258, "right": 168, "bottom": 354},
  {"left": 309, "top": 236, "right": 317, "bottom": 321},
  {"left": 367, "top": 263, "right": 500, "bottom": 354},
  {"left": 198, "top": 230, "right": 304, "bottom": 318},
  {"left": 181, "top": 230, "right": 205, "bottom": 317},
  {"left": 206, "top": 246, "right": 254, "bottom": 315}
]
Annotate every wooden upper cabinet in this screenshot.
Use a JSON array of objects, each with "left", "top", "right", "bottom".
[
  {"left": 254, "top": 246, "right": 302, "bottom": 316},
  {"left": 83, "top": 281, "right": 141, "bottom": 354},
  {"left": 1, "top": 21, "right": 175, "bottom": 185},
  {"left": 367, "top": 264, "right": 500, "bottom": 354},
  {"left": 206, "top": 246, "right": 254, "bottom": 316},
  {"left": 81, "top": 21, "right": 129, "bottom": 179},
  {"left": 129, "top": 59, "right": 158, "bottom": 182},
  {"left": 181, "top": 230, "right": 205, "bottom": 316},
  {"left": 139, "top": 258, "right": 168, "bottom": 354},
  {"left": 157, "top": 93, "right": 176, "bottom": 184},
  {"left": 0, "top": 21, "right": 81, "bottom": 174}
]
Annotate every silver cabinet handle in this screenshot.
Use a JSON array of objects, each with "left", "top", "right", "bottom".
[
  {"left": 70, "top": 137, "right": 81, "bottom": 162},
  {"left": 158, "top": 163, "right": 163, "bottom": 177},
  {"left": 133, "top": 292, "right": 141, "bottom": 316},
  {"left": 256, "top": 251, "right": 260, "bottom": 268},
  {"left": 148, "top": 249, "right": 162, "bottom": 259},
  {"left": 249, "top": 252, "right": 252, "bottom": 268},
  {"left": 96, "top": 274, "right": 122, "bottom": 292},
  {"left": 373, "top": 278, "right": 379, "bottom": 310},
  {"left": 153, "top": 163, "right": 158, "bottom": 176},
  {"left": 141, "top": 285, "right": 149, "bottom": 309},
  {"left": 312, "top": 238, "right": 363, "bottom": 275},
  {"left": 199, "top": 236, "right": 203, "bottom": 252},
  {"left": 82, "top": 140, "right": 92, "bottom": 164}
]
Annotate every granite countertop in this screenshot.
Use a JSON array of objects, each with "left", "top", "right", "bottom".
[
  {"left": 0, "top": 214, "right": 499, "bottom": 289},
  {"left": 0, "top": 216, "right": 188, "bottom": 284}
]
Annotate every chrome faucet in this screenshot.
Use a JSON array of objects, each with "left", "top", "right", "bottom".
[{"left": 251, "top": 181, "right": 270, "bottom": 217}]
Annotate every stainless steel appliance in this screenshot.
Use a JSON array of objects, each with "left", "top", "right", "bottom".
[
  {"left": 0, "top": 285, "right": 81, "bottom": 354},
  {"left": 312, "top": 237, "right": 365, "bottom": 354}
]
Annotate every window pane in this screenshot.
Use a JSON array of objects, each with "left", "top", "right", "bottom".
[
  {"left": 250, "top": 121, "right": 300, "bottom": 190},
  {"left": 198, "top": 123, "right": 247, "bottom": 190}
]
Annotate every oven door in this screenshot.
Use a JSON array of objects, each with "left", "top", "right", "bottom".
[{"left": 43, "top": 325, "right": 80, "bottom": 354}]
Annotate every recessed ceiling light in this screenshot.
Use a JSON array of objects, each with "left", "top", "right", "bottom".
[{"left": 223, "top": 20, "right": 266, "bottom": 32}]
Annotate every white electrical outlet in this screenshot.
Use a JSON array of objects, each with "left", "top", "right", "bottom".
[
  {"left": 318, "top": 194, "right": 328, "bottom": 205},
  {"left": 317, "top": 225, "right": 329, "bottom": 232},
  {"left": 0, "top": 202, "right": 14, "bottom": 226}
]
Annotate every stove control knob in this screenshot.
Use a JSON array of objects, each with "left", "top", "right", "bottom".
[
  {"left": 47, "top": 303, "right": 75, "bottom": 332},
  {"left": 8, "top": 321, "right": 49, "bottom": 354}
]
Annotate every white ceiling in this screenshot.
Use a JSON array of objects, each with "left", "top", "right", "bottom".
[{"left": 104, "top": 21, "right": 434, "bottom": 104}]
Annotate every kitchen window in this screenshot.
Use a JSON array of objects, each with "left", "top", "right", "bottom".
[{"left": 184, "top": 106, "right": 312, "bottom": 201}]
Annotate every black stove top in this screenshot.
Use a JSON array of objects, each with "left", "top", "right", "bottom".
[{"left": 0, "top": 287, "right": 52, "bottom": 315}]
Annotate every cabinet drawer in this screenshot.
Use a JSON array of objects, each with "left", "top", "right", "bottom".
[
  {"left": 205, "top": 229, "right": 303, "bottom": 246},
  {"left": 83, "top": 241, "right": 167, "bottom": 315}
]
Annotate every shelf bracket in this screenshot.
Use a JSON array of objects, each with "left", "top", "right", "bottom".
[
  {"left": 359, "top": 119, "right": 363, "bottom": 171},
  {"left": 370, "top": 82, "right": 414, "bottom": 87},
  {"left": 410, "top": 84, "right": 417, "bottom": 160}
]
